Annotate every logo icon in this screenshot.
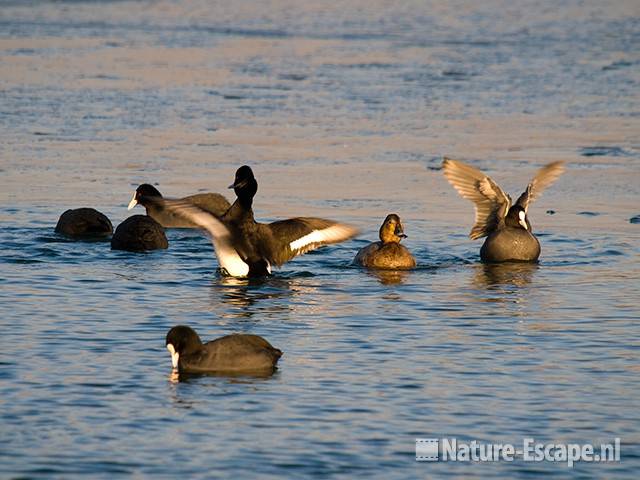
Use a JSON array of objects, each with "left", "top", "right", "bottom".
[{"left": 416, "top": 438, "right": 439, "bottom": 461}]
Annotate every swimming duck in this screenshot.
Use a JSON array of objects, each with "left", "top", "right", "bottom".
[
  {"left": 111, "top": 215, "right": 168, "bottom": 252},
  {"left": 353, "top": 214, "right": 416, "bottom": 269},
  {"left": 55, "top": 208, "right": 113, "bottom": 238},
  {"left": 442, "top": 158, "right": 565, "bottom": 262},
  {"left": 127, "top": 184, "right": 230, "bottom": 228},
  {"left": 148, "top": 165, "right": 358, "bottom": 277},
  {"left": 165, "top": 325, "right": 282, "bottom": 374}
]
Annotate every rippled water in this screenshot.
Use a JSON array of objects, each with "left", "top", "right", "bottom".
[{"left": 1, "top": 1, "right": 639, "bottom": 478}]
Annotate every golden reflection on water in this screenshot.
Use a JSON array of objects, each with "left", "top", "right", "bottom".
[
  {"left": 365, "top": 269, "right": 413, "bottom": 286},
  {"left": 168, "top": 369, "right": 180, "bottom": 384}
]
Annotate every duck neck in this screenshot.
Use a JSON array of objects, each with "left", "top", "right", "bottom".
[
  {"left": 379, "top": 228, "right": 400, "bottom": 245},
  {"left": 227, "top": 197, "right": 255, "bottom": 222},
  {"left": 238, "top": 193, "right": 253, "bottom": 210}
]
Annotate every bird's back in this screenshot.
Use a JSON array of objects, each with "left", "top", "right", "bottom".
[
  {"left": 481, "top": 227, "right": 540, "bottom": 262},
  {"left": 181, "top": 334, "right": 282, "bottom": 373},
  {"left": 354, "top": 242, "right": 416, "bottom": 269}
]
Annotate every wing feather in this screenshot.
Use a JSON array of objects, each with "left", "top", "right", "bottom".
[
  {"left": 182, "top": 192, "right": 231, "bottom": 217},
  {"left": 148, "top": 198, "right": 249, "bottom": 277},
  {"left": 264, "top": 217, "right": 358, "bottom": 265},
  {"left": 515, "top": 161, "right": 565, "bottom": 212},
  {"left": 442, "top": 157, "right": 511, "bottom": 239}
]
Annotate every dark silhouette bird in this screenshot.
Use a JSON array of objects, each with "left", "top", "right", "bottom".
[
  {"left": 165, "top": 325, "right": 282, "bottom": 374},
  {"left": 55, "top": 208, "right": 113, "bottom": 238},
  {"left": 111, "top": 215, "right": 168, "bottom": 252}
]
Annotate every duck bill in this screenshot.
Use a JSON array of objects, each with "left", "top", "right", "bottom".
[
  {"left": 394, "top": 225, "right": 407, "bottom": 238},
  {"left": 127, "top": 193, "right": 138, "bottom": 211},
  {"left": 229, "top": 178, "right": 249, "bottom": 190},
  {"left": 166, "top": 344, "right": 179, "bottom": 370}
]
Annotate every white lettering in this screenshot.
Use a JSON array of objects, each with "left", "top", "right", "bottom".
[
  {"left": 418, "top": 438, "right": 621, "bottom": 466},
  {"left": 502, "top": 444, "right": 514, "bottom": 461},
  {"left": 441, "top": 438, "right": 456, "bottom": 461},
  {"left": 523, "top": 438, "right": 535, "bottom": 461}
]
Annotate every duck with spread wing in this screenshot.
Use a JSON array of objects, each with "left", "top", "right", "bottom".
[
  {"left": 148, "top": 165, "right": 358, "bottom": 277},
  {"left": 442, "top": 158, "right": 565, "bottom": 262}
]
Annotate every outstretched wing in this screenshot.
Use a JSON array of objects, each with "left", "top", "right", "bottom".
[
  {"left": 263, "top": 217, "right": 358, "bottom": 265},
  {"left": 515, "top": 161, "right": 565, "bottom": 213},
  {"left": 148, "top": 198, "right": 249, "bottom": 277},
  {"left": 442, "top": 157, "right": 511, "bottom": 239},
  {"left": 183, "top": 193, "right": 231, "bottom": 218}
]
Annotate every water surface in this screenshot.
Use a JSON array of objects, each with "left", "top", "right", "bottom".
[{"left": 1, "top": 1, "right": 639, "bottom": 478}]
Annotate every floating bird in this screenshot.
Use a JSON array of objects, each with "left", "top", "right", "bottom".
[
  {"left": 165, "top": 325, "right": 282, "bottom": 374},
  {"left": 55, "top": 208, "right": 112, "bottom": 238},
  {"left": 150, "top": 165, "right": 358, "bottom": 277},
  {"left": 353, "top": 214, "right": 416, "bottom": 269},
  {"left": 127, "top": 184, "right": 230, "bottom": 228},
  {"left": 111, "top": 215, "right": 168, "bottom": 252},
  {"left": 442, "top": 158, "right": 565, "bottom": 262}
]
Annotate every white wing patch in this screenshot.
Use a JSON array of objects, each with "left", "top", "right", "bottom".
[
  {"left": 179, "top": 208, "right": 249, "bottom": 277},
  {"left": 160, "top": 200, "right": 250, "bottom": 278},
  {"left": 218, "top": 252, "right": 250, "bottom": 278},
  {"left": 289, "top": 224, "right": 355, "bottom": 253}
]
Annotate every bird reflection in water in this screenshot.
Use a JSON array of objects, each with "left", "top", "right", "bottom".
[
  {"left": 208, "top": 272, "right": 321, "bottom": 319},
  {"left": 168, "top": 369, "right": 180, "bottom": 384},
  {"left": 167, "top": 369, "right": 278, "bottom": 414},
  {"left": 208, "top": 275, "right": 289, "bottom": 313},
  {"left": 472, "top": 262, "right": 539, "bottom": 289},
  {"left": 466, "top": 263, "right": 540, "bottom": 319},
  {"left": 366, "top": 269, "right": 413, "bottom": 285},
  {"left": 168, "top": 367, "right": 278, "bottom": 384}
]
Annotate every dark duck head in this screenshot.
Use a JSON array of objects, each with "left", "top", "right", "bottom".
[
  {"left": 229, "top": 165, "right": 258, "bottom": 207},
  {"left": 165, "top": 325, "right": 204, "bottom": 370},
  {"left": 379, "top": 214, "right": 407, "bottom": 244},
  {"left": 505, "top": 205, "right": 531, "bottom": 231},
  {"left": 128, "top": 183, "right": 162, "bottom": 210}
]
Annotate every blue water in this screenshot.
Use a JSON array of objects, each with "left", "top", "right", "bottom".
[{"left": 1, "top": 1, "right": 640, "bottom": 478}]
